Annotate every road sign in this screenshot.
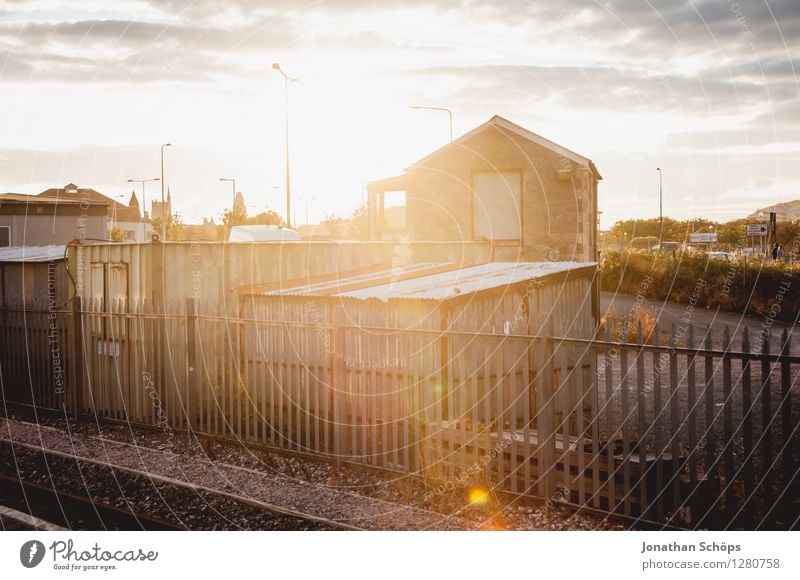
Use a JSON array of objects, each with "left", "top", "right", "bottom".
[
  {"left": 746, "top": 223, "right": 768, "bottom": 237},
  {"left": 689, "top": 232, "right": 717, "bottom": 243}
]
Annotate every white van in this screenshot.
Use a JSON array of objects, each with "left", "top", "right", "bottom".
[{"left": 228, "top": 225, "right": 300, "bottom": 242}]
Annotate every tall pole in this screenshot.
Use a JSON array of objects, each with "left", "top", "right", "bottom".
[
  {"left": 409, "top": 105, "right": 453, "bottom": 142},
  {"left": 219, "top": 178, "right": 236, "bottom": 211},
  {"left": 273, "top": 63, "right": 298, "bottom": 229},
  {"left": 160, "top": 143, "right": 172, "bottom": 241},
  {"left": 299, "top": 196, "right": 317, "bottom": 226},
  {"left": 128, "top": 177, "right": 159, "bottom": 242},
  {"left": 656, "top": 167, "right": 663, "bottom": 242}
]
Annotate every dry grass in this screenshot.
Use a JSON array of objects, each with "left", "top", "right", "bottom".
[{"left": 601, "top": 306, "right": 659, "bottom": 344}]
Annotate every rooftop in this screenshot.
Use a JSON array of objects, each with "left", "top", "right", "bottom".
[
  {"left": 0, "top": 245, "right": 66, "bottom": 262},
  {"left": 249, "top": 261, "right": 596, "bottom": 303},
  {"left": 0, "top": 193, "right": 105, "bottom": 206}
]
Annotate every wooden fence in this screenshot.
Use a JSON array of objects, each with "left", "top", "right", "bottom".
[{"left": 0, "top": 300, "right": 798, "bottom": 529}]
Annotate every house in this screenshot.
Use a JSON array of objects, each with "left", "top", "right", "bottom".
[
  {"left": 0, "top": 193, "right": 107, "bottom": 246},
  {"left": 367, "top": 115, "right": 602, "bottom": 262},
  {"left": 38, "top": 183, "right": 153, "bottom": 242}
]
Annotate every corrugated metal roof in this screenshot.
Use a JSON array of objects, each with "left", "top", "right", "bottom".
[
  {"left": 0, "top": 245, "right": 66, "bottom": 262},
  {"left": 256, "top": 261, "right": 595, "bottom": 302},
  {"left": 258, "top": 262, "right": 458, "bottom": 297}
]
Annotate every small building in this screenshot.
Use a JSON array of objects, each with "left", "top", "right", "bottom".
[
  {"left": 0, "top": 193, "right": 107, "bottom": 246},
  {"left": 38, "top": 183, "right": 152, "bottom": 242},
  {"left": 0, "top": 245, "right": 69, "bottom": 308},
  {"left": 238, "top": 261, "right": 597, "bottom": 468},
  {"left": 368, "top": 115, "right": 602, "bottom": 262}
]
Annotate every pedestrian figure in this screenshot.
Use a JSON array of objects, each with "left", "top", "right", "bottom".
[
  {"left": 772, "top": 243, "right": 779, "bottom": 260},
  {"left": 777, "top": 244, "right": 784, "bottom": 260}
]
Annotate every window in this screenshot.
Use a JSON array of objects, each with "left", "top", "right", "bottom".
[
  {"left": 472, "top": 171, "right": 522, "bottom": 241},
  {"left": 0, "top": 226, "right": 10, "bottom": 247},
  {"left": 379, "top": 191, "right": 406, "bottom": 230}
]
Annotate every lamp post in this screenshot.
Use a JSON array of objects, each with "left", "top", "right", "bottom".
[
  {"left": 272, "top": 63, "right": 298, "bottom": 229},
  {"left": 409, "top": 105, "right": 453, "bottom": 142},
  {"left": 160, "top": 143, "right": 172, "bottom": 241},
  {"left": 127, "top": 177, "right": 160, "bottom": 241},
  {"left": 656, "top": 167, "right": 663, "bottom": 242},
  {"left": 218, "top": 178, "right": 236, "bottom": 211},
  {"left": 298, "top": 196, "right": 317, "bottom": 226}
]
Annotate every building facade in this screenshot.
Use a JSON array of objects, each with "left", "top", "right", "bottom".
[
  {"left": 368, "top": 115, "right": 601, "bottom": 262},
  {"left": 0, "top": 193, "right": 107, "bottom": 246},
  {"left": 38, "top": 183, "right": 152, "bottom": 242}
]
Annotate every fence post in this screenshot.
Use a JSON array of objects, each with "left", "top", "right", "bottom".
[
  {"left": 186, "top": 298, "right": 197, "bottom": 440},
  {"left": 71, "top": 295, "right": 84, "bottom": 420},
  {"left": 332, "top": 305, "right": 347, "bottom": 468}
]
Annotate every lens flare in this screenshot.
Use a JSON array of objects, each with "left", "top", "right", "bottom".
[{"left": 468, "top": 486, "right": 490, "bottom": 506}]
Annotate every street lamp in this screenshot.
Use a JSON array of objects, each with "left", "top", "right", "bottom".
[
  {"left": 218, "top": 178, "right": 236, "bottom": 212},
  {"left": 656, "top": 167, "right": 663, "bottom": 242},
  {"left": 409, "top": 105, "right": 453, "bottom": 143},
  {"left": 127, "top": 177, "right": 160, "bottom": 240},
  {"left": 272, "top": 63, "right": 298, "bottom": 229},
  {"left": 160, "top": 143, "right": 172, "bottom": 241},
  {"left": 298, "top": 196, "right": 317, "bottom": 226}
]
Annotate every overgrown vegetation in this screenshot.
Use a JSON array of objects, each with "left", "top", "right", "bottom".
[{"left": 600, "top": 250, "right": 800, "bottom": 323}]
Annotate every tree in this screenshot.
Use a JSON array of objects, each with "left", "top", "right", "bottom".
[
  {"left": 320, "top": 213, "right": 348, "bottom": 239},
  {"left": 151, "top": 213, "right": 184, "bottom": 241},
  {"left": 319, "top": 204, "right": 371, "bottom": 240},
  {"left": 221, "top": 207, "right": 247, "bottom": 231},
  {"left": 245, "top": 210, "right": 285, "bottom": 227}
]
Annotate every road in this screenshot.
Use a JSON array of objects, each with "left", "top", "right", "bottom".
[{"left": 599, "top": 291, "right": 800, "bottom": 348}]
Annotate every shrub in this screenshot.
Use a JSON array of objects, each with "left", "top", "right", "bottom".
[{"left": 599, "top": 251, "right": 800, "bottom": 324}]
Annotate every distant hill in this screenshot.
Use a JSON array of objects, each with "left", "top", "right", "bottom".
[{"left": 746, "top": 200, "right": 800, "bottom": 222}]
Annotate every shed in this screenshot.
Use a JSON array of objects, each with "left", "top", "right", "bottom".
[
  {"left": 238, "top": 261, "right": 597, "bottom": 461},
  {"left": 0, "top": 245, "right": 69, "bottom": 309}
]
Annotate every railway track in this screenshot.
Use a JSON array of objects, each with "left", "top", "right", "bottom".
[
  {"left": 0, "top": 474, "right": 184, "bottom": 531},
  {"left": 0, "top": 438, "right": 361, "bottom": 531},
  {"left": 1, "top": 406, "right": 629, "bottom": 530}
]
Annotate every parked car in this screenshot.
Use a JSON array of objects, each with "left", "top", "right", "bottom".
[{"left": 706, "top": 251, "right": 735, "bottom": 261}]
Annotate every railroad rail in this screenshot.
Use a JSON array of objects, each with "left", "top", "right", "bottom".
[
  {"left": 0, "top": 416, "right": 478, "bottom": 531},
  {"left": 0, "top": 402, "right": 636, "bottom": 530},
  {"left": 0, "top": 474, "right": 183, "bottom": 531},
  {"left": 0, "top": 439, "right": 360, "bottom": 531}
]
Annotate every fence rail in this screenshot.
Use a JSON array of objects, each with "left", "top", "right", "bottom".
[{"left": 1, "top": 300, "right": 798, "bottom": 529}]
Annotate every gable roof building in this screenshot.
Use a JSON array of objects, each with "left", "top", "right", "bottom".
[{"left": 367, "top": 115, "right": 601, "bottom": 262}]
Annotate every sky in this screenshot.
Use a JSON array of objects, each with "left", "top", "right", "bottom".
[{"left": 0, "top": 0, "right": 798, "bottom": 228}]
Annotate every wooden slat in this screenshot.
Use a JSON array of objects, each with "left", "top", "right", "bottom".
[
  {"left": 723, "top": 325, "right": 734, "bottom": 518},
  {"left": 703, "top": 329, "right": 717, "bottom": 522},
  {"left": 687, "top": 324, "right": 698, "bottom": 526},
  {"left": 779, "top": 329, "right": 793, "bottom": 523},
  {"left": 620, "top": 329, "right": 631, "bottom": 516},
  {"left": 760, "top": 329, "right": 772, "bottom": 526},
  {"left": 742, "top": 327, "right": 754, "bottom": 524},
  {"left": 604, "top": 320, "right": 615, "bottom": 512},
  {"left": 636, "top": 321, "right": 648, "bottom": 519},
  {"left": 652, "top": 322, "right": 664, "bottom": 522},
  {"left": 669, "top": 324, "right": 679, "bottom": 518}
]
